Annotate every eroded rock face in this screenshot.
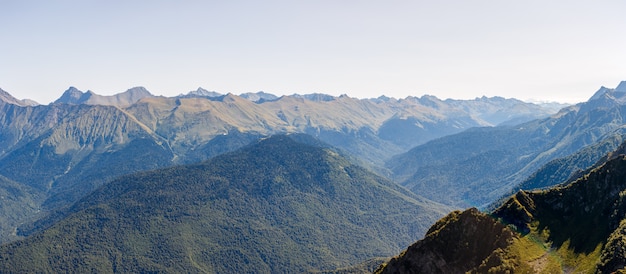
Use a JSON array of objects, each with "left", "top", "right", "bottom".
[{"left": 377, "top": 208, "right": 515, "bottom": 274}]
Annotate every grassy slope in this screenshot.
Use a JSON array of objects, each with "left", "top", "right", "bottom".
[{"left": 495, "top": 155, "right": 626, "bottom": 273}]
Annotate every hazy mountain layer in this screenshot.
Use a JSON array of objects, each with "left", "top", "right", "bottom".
[
  {"left": 54, "top": 86, "right": 153, "bottom": 107},
  {"left": 0, "top": 88, "right": 38, "bottom": 106},
  {"left": 0, "top": 135, "right": 451, "bottom": 273},
  {"left": 2, "top": 86, "right": 564, "bottom": 167},
  {"left": 515, "top": 134, "right": 625, "bottom": 191},
  {"left": 128, "top": 89, "right": 563, "bottom": 167},
  {"left": 388, "top": 82, "right": 626, "bottom": 208}
]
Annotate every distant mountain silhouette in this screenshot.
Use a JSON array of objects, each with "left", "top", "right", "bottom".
[
  {"left": 0, "top": 88, "right": 38, "bottom": 106},
  {"left": 54, "top": 86, "right": 153, "bottom": 106}
]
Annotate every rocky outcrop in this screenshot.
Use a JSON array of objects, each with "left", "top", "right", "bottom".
[{"left": 376, "top": 208, "right": 515, "bottom": 274}]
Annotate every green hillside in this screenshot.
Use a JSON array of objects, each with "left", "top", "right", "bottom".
[
  {"left": 0, "top": 175, "right": 43, "bottom": 242},
  {"left": 0, "top": 135, "right": 450, "bottom": 273}
]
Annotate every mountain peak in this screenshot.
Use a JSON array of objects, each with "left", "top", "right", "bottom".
[
  {"left": 417, "top": 95, "right": 444, "bottom": 109},
  {"left": 194, "top": 87, "right": 219, "bottom": 96},
  {"left": 54, "top": 87, "right": 90, "bottom": 104},
  {"left": 180, "top": 87, "right": 222, "bottom": 99},
  {"left": 125, "top": 86, "right": 151, "bottom": 95},
  {"left": 582, "top": 81, "right": 626, "bottom": 113},
  {"left": 615, "top": 81, "right": 626, "bottom": 92},
  {"left": 303, "top": 93, "right": 336, "bottom": 102},
  {"left": 0, "top": 88, "right": 39, "bottom": 106},
  {"left": 589, "top": 86, "right": 612, "bottom": 101},
  {"left": 240, "top": 91, "right": 278, "bottom": 102},
  {"left": 589, "top": 81, "right": 626, "bottom": 101},
  {"left": 122, "top": 87, "right": 153, "bottom": 101},
  {"left": 53, "top": 86, "right": 153, "bottom": 106}
]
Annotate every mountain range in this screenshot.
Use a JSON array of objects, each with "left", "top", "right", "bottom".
[
  {"left": 387, "top": 81, "right": 626, "bottom": 208},
  {"left": 0, "top": 88, "right": 38, "bottom": 107},
  {"left": 53, "top": 86, "right": 153, "bottom": 107},
  {"left": 4, "top": 81, "right": 626, "bottom": 272},
  {"left": 0, "top": 86, "right": 565, "bottom": 243}
]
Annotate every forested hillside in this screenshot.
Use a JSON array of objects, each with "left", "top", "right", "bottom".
[{"left": 0, "top": 135, "right": 451, "bottom": 273}]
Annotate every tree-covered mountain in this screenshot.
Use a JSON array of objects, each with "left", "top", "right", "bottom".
[
  {"left": 0, "top": 175, "right": 42, "bottom": 243},
  {"left": 0, "top": 135, "right": 451, "bottom": 273},
  {"left": 377, "top": 143, "right": 626, "bottom": 273},
  {"left": 387, "top": 81, "right": 626, "bottom": 208}
]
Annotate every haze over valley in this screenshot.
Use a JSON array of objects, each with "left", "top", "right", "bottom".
[{"left": 2, "top": 81, "right": 626, "bottom": 272}]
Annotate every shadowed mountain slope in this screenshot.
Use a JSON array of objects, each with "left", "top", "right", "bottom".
[{"left": 0, "top": 135, "right": 451, "bottom": 273}]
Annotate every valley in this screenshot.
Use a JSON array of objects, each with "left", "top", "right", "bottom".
[{"left": 1, "top": 82, "right": 626, "bottom": 272}]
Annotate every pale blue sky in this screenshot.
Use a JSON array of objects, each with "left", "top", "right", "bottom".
[{"left": 2, "top": 1, "right": 626, "bottom": 104}]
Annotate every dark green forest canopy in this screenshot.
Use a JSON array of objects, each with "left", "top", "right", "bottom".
[{"left": 0, "top": 135, "right": 450, "bottom": 273}]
